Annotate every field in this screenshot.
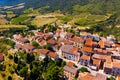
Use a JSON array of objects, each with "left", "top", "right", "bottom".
[
  {"left": 31, "top": 13, "right": 64, "bottom": 27},
  {"left": 0, "top": 25, "right": 27, "bottom": 31}
]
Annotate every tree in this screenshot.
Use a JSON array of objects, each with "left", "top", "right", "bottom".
[
  {"left": 19, "top": 67, "right": 28, "bottom": 77},
  {"left": 32, "top": 41, "right": 40, "bottom": 48},
  {"left": 8, "top": 75, "right": 12, "bottom": 80},
  {"left": 26, "top": 53, "right": 35, "bottom": 63},
  {"left": 80, "top": 67, "right": 88, "bottom": 72},
  {"left": 0, "top": 64, "right": 6, "bottom": 71}
]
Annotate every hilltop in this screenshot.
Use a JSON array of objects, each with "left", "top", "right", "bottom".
[{"left": 0, "top": 0, "right": 120, "bottom": 40}]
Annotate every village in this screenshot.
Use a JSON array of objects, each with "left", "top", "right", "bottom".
[{"left": 0, "top": 24, "right": 120, "bottom": 80}]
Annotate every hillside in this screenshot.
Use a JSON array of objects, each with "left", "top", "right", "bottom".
[
  {"left": 0, "top": 0, "right": 120, "bottom": 15},
  {"left": 0, "top": 0, "right": 120, "bottom": 40}
]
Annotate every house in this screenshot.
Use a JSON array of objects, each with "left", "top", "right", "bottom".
[
  {"left": 66, "top": 61, "right": 75, "bottom": 67},
  {"left": 94, "top": 73, "right": 107, "bottom": 80},
  {"left": 92, "top": 54, "right": 107, "bottom": 62},
  {"left": 66, "top": 33, "right": 74, "bottom": 39},
  {"left": 47, "top": 39, "right": 56, "bottom": 51},
  {"left": 80, "top": 55, "right": 90, "bottom": 66},
  {"left": 103, "top": 62, "right": 112, "bottom": 74},
  {"left": 112, "top": 62, "right": 120, "bottom": 76},
  {"left": 43, "top": 33, "right": 53, "bottom": 40},
  {"left": 58, "top": 39, "right": 73, "bottom": 45},
  {"left": 92, "top": 42, "right": 98, "bottom": 48},
  {"left": 15, "top": 44, "right": 35, "bottom": 53},
  {"left": 47, "top": 39, "right": 56, "bottom": 45},
  {"left": 91, "top": 59, "right": 101, "bottom": 71},
  {"left": 63, "top": 62, "right": 78, "bottom": 80},
  {"left": 47, "top": 52, "right": 59, "bottom": 60},
  {"left": 70, "top": 36, "right": 84, "bottom": 49},
  {"left": 78, "top": 72, "right": 95, "bottom": 80},
  {"left": 0, "top": 53, "right": 4, "bottom": 62},
  {"left": 34, "top": 31, "right": 44, "bottom": 36},
  {"left": 93, "top": 48, "right": 109, "bottom": 55},
  {"left": 82, "top": 46, "right": 92, "bottom": 56},
  {"left": 93, "top": 36, "right": 100, "bottom": 42},
  {"left": 85, "top": 38, "right": 93, "bottom": 47},
  {"left": 60, "top": 45, "right": 80, "bottom": 62},
  {"left": 39, "top": 49, "right": 49, "bottom": 60},
  {"left": 13, "top": 34, "right": 26, "bottom": 44},
  {"left": 38, "top": 39, "right": 47, "bottom": 46},
  {"left": 98, "top": 40, "right": 105, "bottom": 48}
]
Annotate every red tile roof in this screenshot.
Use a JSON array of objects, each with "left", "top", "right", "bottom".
[
  {"left": 70, "top": 36, "right": 84, "bottom": 43},
  {"left": 98, "top": 40, "right": 105, "bottom": 48},
  {"left": 68, "top": 47, "right": 79, "bottom": 55},
  {"left": 47, "top": 39, "right": 56, "bottom": 45},
  {"left": 48, "top": 52, "right": 58, "bottom": 59},
  {"left": 59, "top": 39, "right": 73, "bottom": 45},
  {"left": 63, "top": 65, "right": 78, "bottom": 74},
  {"left": 81, "top": 55, "right": 90, "bottom": 61},
  {"left": 92, "top": 59, "right": 101, "bottom": 66},
  {"left": 113, "top": 62, "right": 120, "bottom": 69},
  {"left": 66, "top": 62, "right": 75, "bottom": 67},
  {"left": 94, "top": 73, "right": 107, "bottom": 80},
  {"left": 82, "top": 46, "right": 92, "bottom": 53},
  {"left": 85, "top": 38, "right": 92, "bottom": 46},
  {"left": 78, "top": 72, "right": 95, "bottom": 80},
  {"left": 40, "top": 49, "right": 49, "bottom": 55}
]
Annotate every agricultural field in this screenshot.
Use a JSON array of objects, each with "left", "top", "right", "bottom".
[
  {"left": 31, "top": 13, "right": 64, "bottom": 27},
  {"left": 0, "top": 25, "right": 27, "bottom": 31}
]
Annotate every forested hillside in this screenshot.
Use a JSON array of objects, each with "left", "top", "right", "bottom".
[{"left": 1, "top": 0, "right": 120, "bottom": 15}]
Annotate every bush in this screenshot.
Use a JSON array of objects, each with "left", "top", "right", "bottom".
[
  {"left": 108, "top": 76, "right": 115, "bottom": 80},
  {"left": 80, "top": 67, "right": 88, "bottom": 72}
]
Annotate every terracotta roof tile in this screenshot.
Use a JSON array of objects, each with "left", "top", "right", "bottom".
[
  {"left": 66, "top": 62, "right": 75, "bottom": 67},
  {"left": 94, "top": 73, "right": 107, "bottom": 80},
  {"left": 48, "top": 52, "right": 58, "bottom": 59},
  {"left": 78, "top": 72, "right": 95, "bottom": 80},
  {"left": 92, "top": 54, "right": 106, "bottom": 60},
  {"left": 59, "top": 39, "right": 73, "bottom": 45},
  {"left": 104, "top": 62, "right": 113, "bottom": 69},
  {"left": 63, "top": 65, "right": 78, "bottom": 74},
  {"left": 70, "top": 36, "right": 84, "bottom": 43},
  {"left": 93, "top": 59, "right": 101, "bottom": 66},
  {"left": 98, "top": 40, "right": 105, "bottom": 48},
  {"left": 81, "top": 55, "right": 90, "bottom": 61},
  {"left": 68, "top": 47, "right": 79, "bottom": 55},
  {"left": 85, "top": 38, "right": 92, "bottom": 46},
  {"left": 113, "top": 62, "right": 120, "bottom": 69},
  {"left": 82, "top": 46, "right": 92, "bottom": 53},
  {"left": 47, "top": 39, "right": 56, "bottom": 45},
  {"left": 40, "top": 49, "right": 49, "bottom": 55}
]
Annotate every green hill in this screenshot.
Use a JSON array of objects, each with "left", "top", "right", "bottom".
[{"left": 1, "top": 0, "right": 120, "bottom": 15}]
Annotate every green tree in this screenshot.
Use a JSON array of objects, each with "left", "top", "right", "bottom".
[
  {"left": 32, "top": 41, "right": 40, "bottom": 48},
  {"left": 8, "top": 75, "right": 12, "bottom": 80},
  {"left": 19, "top": 67, "right": 28, "bottom": 77}
]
